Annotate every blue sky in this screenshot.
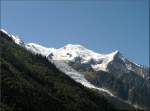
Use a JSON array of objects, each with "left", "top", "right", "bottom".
[{"left": 1, "top": 0, "right": 149, "bottom": 66}]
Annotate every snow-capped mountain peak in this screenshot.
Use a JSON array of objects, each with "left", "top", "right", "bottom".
[
  {"left": 24, "top": 42, "right": 122, "bottom": 72},
  {"left": 25, "top": 42, "right": 148, "bottom": 79},
  {"left": 1, "top": 29, "right": 147, "bottom": 76}
]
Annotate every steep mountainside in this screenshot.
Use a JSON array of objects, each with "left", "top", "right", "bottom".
[{"left": 0, "top": 30, "right": 119, "bottom": 111}]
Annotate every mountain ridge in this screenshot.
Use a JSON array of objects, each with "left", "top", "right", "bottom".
[{"left": 0, "top": 29, "right": 145, "bottom": 69}]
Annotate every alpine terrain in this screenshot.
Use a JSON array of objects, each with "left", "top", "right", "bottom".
[{"left": 1, "top": 29, "right": 149, "bottom": 111}]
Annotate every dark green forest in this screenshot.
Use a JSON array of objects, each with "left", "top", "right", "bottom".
[{"left": 0, "top": 31, "right": 119, "bottom": 111}]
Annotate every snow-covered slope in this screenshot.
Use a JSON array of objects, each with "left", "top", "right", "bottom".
[{"left": 26, "top": 43, "right": 122, "bottom": 72}]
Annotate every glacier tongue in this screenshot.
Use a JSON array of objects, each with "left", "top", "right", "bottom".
[{"left": 50, "top": 60, "right": 114, "bottom": 96}]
